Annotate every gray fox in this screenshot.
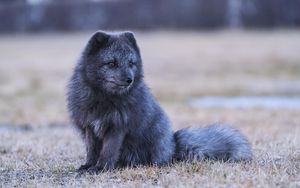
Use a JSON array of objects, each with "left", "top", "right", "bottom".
[{"left": 67, "top": 31, "right": 252, "bottom": 174}]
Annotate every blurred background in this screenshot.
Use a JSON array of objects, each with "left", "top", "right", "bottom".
[
  {"left": 1, "top": 0, "right": 300, "bottom": 32},
  {"left": 0, "top": 0, "right": 300, "bottom": 127},
  {"left": 0, "top": 0, "right": 300, "bottom": 32}
]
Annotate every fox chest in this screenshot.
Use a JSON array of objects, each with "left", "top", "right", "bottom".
[{"left": 87, "top": 104, "right": 131, "bottom": 137}]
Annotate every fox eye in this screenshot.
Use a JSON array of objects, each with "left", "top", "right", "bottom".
[
  {"left": 107, "top": 61, "right": 117, "bottom": 68},
  {"left": 129, "top": 61, "right": 135, "bottom": 67}
]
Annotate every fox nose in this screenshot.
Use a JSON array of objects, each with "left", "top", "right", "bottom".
[{"left": 126, "top": 78, "right": 133, "bottom": 84}]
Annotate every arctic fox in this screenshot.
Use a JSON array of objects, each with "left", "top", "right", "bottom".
[{"left": 67, "top": 31, "right": 252, "bottom": 174}]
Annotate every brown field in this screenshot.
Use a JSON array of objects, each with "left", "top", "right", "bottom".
[{"left": 0, "top": 30, "right": 300, "bottom": 187}]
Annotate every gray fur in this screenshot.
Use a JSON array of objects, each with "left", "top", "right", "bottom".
[
  {"left": 174, "top": 124, "right": 252, "bottom": 162},
  {"left": 67, "top": 31, "right": 252, "bottom": 173}
]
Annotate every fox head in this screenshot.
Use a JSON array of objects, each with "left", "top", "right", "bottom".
[{"left": 80, "top": 31, "right": 143, "bottom": 95}]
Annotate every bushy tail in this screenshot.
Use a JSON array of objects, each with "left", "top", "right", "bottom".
[{"left": 174, "top": 124, "right": 252, "bottom": 162}]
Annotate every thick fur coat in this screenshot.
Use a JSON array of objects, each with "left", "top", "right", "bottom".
[{"left": 67, "top": 31, "right": 252, "bottom": 174}]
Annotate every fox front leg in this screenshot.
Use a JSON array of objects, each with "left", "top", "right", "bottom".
[
  {"left": 77, "top": 127, "right": 102, "bottom": 173},
  {"left": 87, "top": 129, "right": 125, "bottom": 174}
]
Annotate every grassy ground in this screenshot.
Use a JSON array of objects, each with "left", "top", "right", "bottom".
[{"left": 0, "top": 30, "right": 300, "bottom": 187}]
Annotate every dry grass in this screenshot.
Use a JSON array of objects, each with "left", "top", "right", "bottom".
[{"left": 0, "top": 30, "right": 300, "bottom": 187}]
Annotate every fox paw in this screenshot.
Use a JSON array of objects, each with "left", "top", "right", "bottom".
[
  {"left": 77, "top": 164, "right": 94, "bottom": 173},
  {"left": 86, "top": 166, "right": 103, "bottom": 175}
]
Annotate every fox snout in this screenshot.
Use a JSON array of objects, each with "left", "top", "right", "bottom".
[
  {"left": 121, "top": 76, "right": 133, "bottom": 86},
  {"left": 109, "top": 75, "right": 134, "bottom": 87},
  {"left": 120, "top": 71, "right": 134, "bottom": 86},
  {"left": 126, "top": 77, "right": 133, "bottom": 85}
]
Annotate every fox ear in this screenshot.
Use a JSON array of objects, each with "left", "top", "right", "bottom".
[
  {"left": 91, "top": 31, "right": 110, "bottom": 45},
  {"left": 122, "top": 31, "right": 140, "bottom": 53},
  {"left": 122, "top": 31, "right": 135, "bottom": 42},
  {"left": 85, "top": 31, "right": 110, "bottom": 55}
]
